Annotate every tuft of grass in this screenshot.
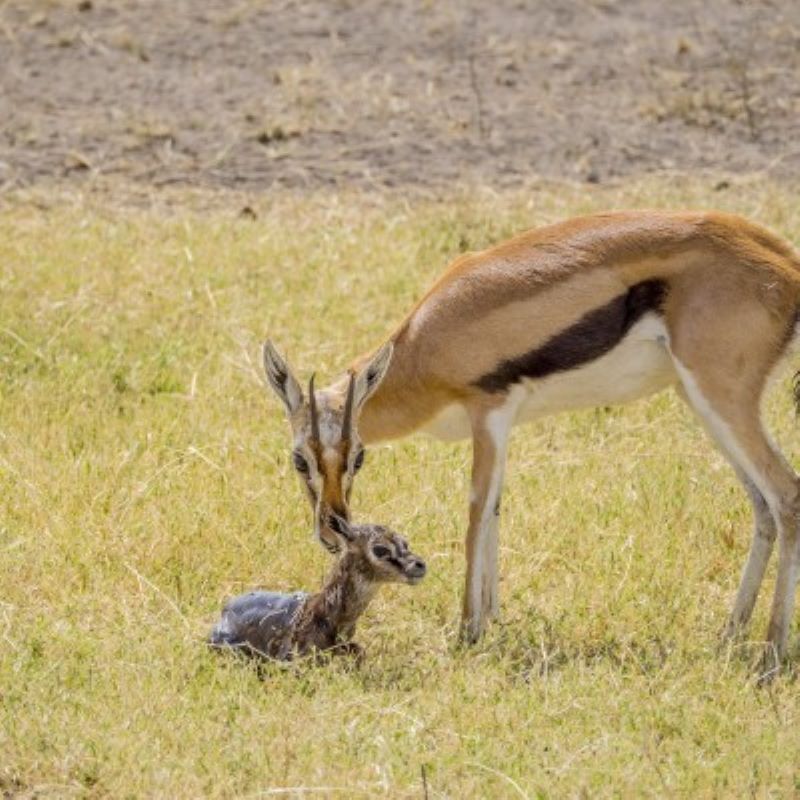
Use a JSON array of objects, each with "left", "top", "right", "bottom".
[{"left": 2, "top": 178, "right": 800, "bottom": 797}]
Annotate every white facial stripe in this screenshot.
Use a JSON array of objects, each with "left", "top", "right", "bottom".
[{"left": 322, "top": 447, "right": 339, "bottom": 468}]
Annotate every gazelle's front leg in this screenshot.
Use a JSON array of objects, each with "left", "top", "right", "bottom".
[{"left": 462, "top": 402, "right": 514, "bottom": 643}]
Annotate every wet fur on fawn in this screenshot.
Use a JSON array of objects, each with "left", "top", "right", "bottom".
[{"left": 209, "top": 517, "right": 426, "bottom": 662}]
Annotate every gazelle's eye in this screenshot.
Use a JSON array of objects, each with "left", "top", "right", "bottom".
[
  {"left": 353, "top": 449, "right": 365, "bottom": 472},
  {"left": 371, "top": 545, "right": 391, "bottom": 559},
  {"left": 292, "top": 451, "right": 309, "bottom": 474}
]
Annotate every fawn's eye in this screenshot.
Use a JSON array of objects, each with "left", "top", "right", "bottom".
[
  {"left": 353, "top": 449, "right": 365, "bottom": 472},
  {"left": 371, "top": 545, "right": 391, "bottom": 559},
  {"left": 292, "top": 451, "right": 309, "bottom": 474}
]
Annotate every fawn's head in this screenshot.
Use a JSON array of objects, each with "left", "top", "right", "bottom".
[
  {"left": 326, "top": 513, "right": 427, "bottom": 585},
  {"left": 262, "top": 340, "right": 393, "bottom": 553}
]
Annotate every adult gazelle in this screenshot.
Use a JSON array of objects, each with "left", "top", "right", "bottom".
[{"left": 263, "top": 210, "right": 800, "bottom": 669}]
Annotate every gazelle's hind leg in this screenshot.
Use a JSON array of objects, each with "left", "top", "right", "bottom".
[
  {"left": 670, "top": 355, "right": 800, "bottom": 669},
  {"left": 680, "top": 375, "right": 779, "bottom": 634},
  {"left": 724, "top": 470, "right": 778, "bottom": 638}
]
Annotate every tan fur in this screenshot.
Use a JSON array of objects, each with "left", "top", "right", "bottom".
[
  {"left": 266, "top": 210, "right": 800, "bottom": 669},
  {"left": 358, "top": 212, "right": 800, "bottom": 440}
]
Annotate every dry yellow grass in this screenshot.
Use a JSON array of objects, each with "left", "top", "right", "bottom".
[{"left": 2, "top": 177, "right": 800, "bottom": 797}]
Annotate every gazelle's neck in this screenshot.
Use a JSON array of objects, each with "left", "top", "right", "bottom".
[{"left": 333, "top": 334, "right": 448, "bottom": 444}]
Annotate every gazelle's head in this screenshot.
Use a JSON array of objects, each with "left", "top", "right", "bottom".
[
  {"left": 262, "top": 340, "right": 393, "bottom": 553},
  {"left": 326, "top": 513, "right": 427, "bottom": 585}
]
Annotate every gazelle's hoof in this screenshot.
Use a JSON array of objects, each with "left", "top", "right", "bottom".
[
  {"left": 459, "top": 615, "right": 485, "bottom": 645},
  {"left": 755, "top": 643, "right": 783, "bottom": 686},
  {"left": 720, "top": 618, "right": 742, "bottom": 643},
  {"left": 716, "top": 618, "right": 746, "bottom": 655}
]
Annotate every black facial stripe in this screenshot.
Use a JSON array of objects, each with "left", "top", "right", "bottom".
[{"left": 474, "top": 279, "right": 668, "bottom": 393}]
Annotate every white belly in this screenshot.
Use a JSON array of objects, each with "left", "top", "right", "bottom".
[{"left": 419, "top": 315, "right": 675, "bottom": 441}]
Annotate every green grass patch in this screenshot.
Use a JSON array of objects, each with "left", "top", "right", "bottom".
[{"left": 2, "top": 178, "right": 800, "bottom": 797}]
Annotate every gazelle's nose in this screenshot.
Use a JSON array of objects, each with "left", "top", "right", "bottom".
[
  {"left": 316, "top": 503, "right": 349, "bottom": 553},
  {"left": 318, "top": 500, "right": 348, "bottom": 523}
]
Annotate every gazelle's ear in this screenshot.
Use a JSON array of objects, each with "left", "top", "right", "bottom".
[
  {"left": 327, "top": 512, "right": 356, "bottom": 546},
  {"left": 353, "top": 341, "right": 393, "bottom": 410},
  {"left": 262, "top": 341, "right": 303, "bottom": 415}
]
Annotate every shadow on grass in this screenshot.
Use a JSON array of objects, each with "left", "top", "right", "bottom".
[{"left": 460, "top": 612, "right": 800, "bottom": 686}]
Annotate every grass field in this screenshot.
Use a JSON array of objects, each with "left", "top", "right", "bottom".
[{"left": 2, "top": 177, "right": 800, "bottom": 797}]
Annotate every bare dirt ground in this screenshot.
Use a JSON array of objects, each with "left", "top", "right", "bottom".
[{"left": 0, "top": 0, "right": 799, "bottom": 196}]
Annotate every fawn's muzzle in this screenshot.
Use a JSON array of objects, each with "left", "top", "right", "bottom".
[{"left": 405, "top": 558, "right": 427, "bottom": 583}]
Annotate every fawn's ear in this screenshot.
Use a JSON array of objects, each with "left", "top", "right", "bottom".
[
  {"left": 263, "top": 340, "right": 303, "bottom": 416},
  {"left": 327, "top": 512, "right": 356, "bottom": 546},
  {"left": 353, "top": 342, "right": 393, "bottom": 411}
]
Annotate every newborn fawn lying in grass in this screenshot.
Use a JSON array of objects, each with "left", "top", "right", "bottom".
[{"left": 209, "top": 514, "right": 426, "bottom": 661}]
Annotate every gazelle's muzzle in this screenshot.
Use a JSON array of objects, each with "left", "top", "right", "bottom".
[{"left": 315, "top": 501, "right": 350, "bottom": 553}]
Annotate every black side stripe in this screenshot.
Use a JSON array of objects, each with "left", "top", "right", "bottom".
[{"left": 474, "top": 279, "right": 668, "bottom": 393}]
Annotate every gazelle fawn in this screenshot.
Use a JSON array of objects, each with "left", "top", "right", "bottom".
[
  {"left": 263, "top": 210, "right": 800, "bottom": 672},
  {"left": 210, "top": 515, "right": 426, "bottom": 661}
]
